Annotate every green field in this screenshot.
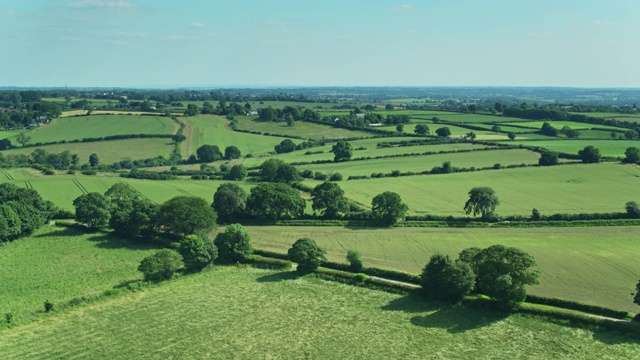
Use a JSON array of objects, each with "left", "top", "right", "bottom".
[
  {"left": 246, "top": 225, "right": 640, "bottom": 312},
  {"left": 233, "top": 116, "right": 376, "bottom": 140},
  {"left": 297, "top": 149, "right": 541, "bottom": 178},
  {"left": 508, "top": 140, "right": 640, "bottom": 157},
  {"left": 503, "top": 121, "right": 626, "bottom": 132},
  {"left": 412, "top": 113, "right": 527, "bottom": 124},
  {"left": 0, "top": 138, "right": 174, "bottom": 164},
  {"left": 334, "top": 162, "right": 640, "bottom": 216},
  {"left": 19, "top": 115, "right": 176, "bottom": 144},
  {"left": 185, "top": 115, "right": 297, "bottom": 156},
  {"left": 1, "top": 267, "right": 638, "bottom": 358},
  {"left": 0, "top": 225, "right": 158, "bottom": 325},
  {"left": 0, "top": 130, "right": 25, "bottom": 140}
]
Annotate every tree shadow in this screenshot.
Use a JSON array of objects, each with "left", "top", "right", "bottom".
[
  {"left": 591, "top": 324, "right": 640, "bottom": 345},
  {"left": 255, "top": 271, "right": 301, "bottom": 283},
  {"left": 410, "top": 307, "right": 509, "bottom": 334},
  {"left": 34, "top": 227, "right": 83, "bottom": 238},
  {"left": 87, "top": 234, "right": 164, "bottom": 251},
  {"left": 380, "top": 294, "right": 442, "bottom": 314},
  {"left": 113, "top": 279, "right": 144, "bottom": 289}
]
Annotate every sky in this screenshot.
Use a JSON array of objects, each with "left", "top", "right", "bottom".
[{"left": 1, "top": 0, "right": 639, "bottom": 88}]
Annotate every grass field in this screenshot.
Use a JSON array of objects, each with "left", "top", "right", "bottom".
[
  {"left": 503, "top": 121, "right": 626, "bottom": 132},
  {"left": 412, "top": 113, "right": 527, "bottom": 124},
  {"left": 297, "top": 149, "right": 541, "bottom": 178},
  {"left": 245, "top": 225, "right": 640, "bottom": 312},
  {"left": 508, "top": 140, "right": 640, "bottom": 157},
  {"left": 60, "top": 110, "right": 161, "bottom": 117},
  {"left": 0, "top": 225, "right": 159, "bottom": 325},
  {"left": 0, "top": 138, "right": 174, "bottom": 164},
  {"left": 1, "top": 267, "right": 638, "bottom": 358},
  {"left": 0, "top": 130, "right": 25, "bottom": 140},
  {"left": 17, "top": 115, "right": 176, "bottom": 144},
  {"left": 184, "top": 115, "right": 297, "bottom": 156},
  {"left": 233, "top": 116, "right": 377, "bottom": 140},
  {"left": 334, "top": 162, "right": 640, "bottom": 216}
]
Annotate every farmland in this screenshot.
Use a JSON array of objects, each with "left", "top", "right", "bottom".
[
  {"left": 502, "top": 120, "right": 626, "bottom": 132},
  {"left": 232, "top": 115, "right": 377, "bottom": 139},
  {"left": 245, "top": 225, "right": 640, "bottom": 312},
  {"left": 0, "top": 130, "right": 25, "bottom": 140},
  {"left": 507, "top": 140, "right": 640, "bottom": 157},
  {"left": 1, "top": 267, "right": 638, "bottom": 358}
]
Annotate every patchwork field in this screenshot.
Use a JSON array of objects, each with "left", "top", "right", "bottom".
[
  {"left": 508, "top": 140, "right": 640, "bottom": 157},
  {"left": 246, "top": 225, "right": 640, "bottom": 312},
  {"left": 233, "top": 116, "right": 376, "bottom": 140},
  {"left": 2, "top": 267, "right": 638, "bottom": 358},
  {"left": 503, "top": 121, "right": 626, "bottom": 132}
]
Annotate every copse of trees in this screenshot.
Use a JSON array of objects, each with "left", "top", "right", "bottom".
[
  {"left": 0, "top": 183, "right": 54, "bottom": 242},
  {"left": 259, "top": 159, "right": 300, "bottom": 183},
  {"left": 624, "top": 147, "right": 640, "bottom": 164},
  {"left": 246, "top": 183, "right": 305, "bottom": 220},
  {"left": 274, "top": 139, "right": 297, "bottom": 154},
  {"left": 414, "top": 124, "right": 430, "bottom": 135},
  {"left": 538, "top": 150, "right": 559, "bottom": 166},
  {"left": 197, "top": 145, "right": 223, "bottom": 162},
  {"left": 540, "top": 122, "right": 558, "bottom": 137},
  {"left": 224, "top": 145, "right": 241, "bottom": 160},
  {"left": 421, "top": 254, "right": 475, "bottom": 303},
  {"left": 104, "top": 183, "right": 158, "bottom": 239}
]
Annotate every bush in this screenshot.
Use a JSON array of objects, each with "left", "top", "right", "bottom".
[
  {"left": 44, "top": 300, "right": 54, "bottom": 312},
  {"left": 214, "top": 224, "right": 252, "bottom": 264},
  {"left": 288, "top": 238, "right": 327, "bottom": 274},
  {"left": 346, "top": 250, "right": 363, "bottom": 272},
  {"left": 178, "top": 235, "right": 218, "bottom": 272},
  {"left": 138, "top": 249, "right": 184, "bottom": 282},
  {"left": 329, "top": 172, "right": 343, "bottom": 181}
]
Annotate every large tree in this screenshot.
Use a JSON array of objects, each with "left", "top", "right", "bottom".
[
  {"left": 0, "top": 204, "right": 22, "bottom": 242},
  {"left": 274, "top": 139, "right": 296, "bottom": 154},
  {"left": 225, "top": 164, "right": 247, "bottom": 181},
  {"left": 464, "top": 187, "right": 499, "bottom": 220},
  {"left": 214, "top": 223, "right": 252, "bottom": 264},
  {"left": 538, "top": 150, "right": 559, "bottom": 166},
  {"left": 73, "top": 192, "right": 111, "bottom": 229},
  {"left": 624, "top": 147, "right": 640, "bottom": 164},
  {"left": 332, "top": 140, "right": 353, "bottom": 162},
  {"left": 421, "top": 254, "right": 475, "bottom": 303},
  {"left": 371, "top": 191, "right": 408, "bottom": 226},
  {"left": 246, "top": 183, "right": 305, "bottom": 220},
  {"left": 288, "top": 238, "right": 326, "bottom": 274},
  {"left": 105, "top": 183, "right": 158, "bottom": 239},
  {"left": 414, "top": 124, "right": 430, "bottom": 136},
  {"left": 157, "top": 196, "right": 217, "bottom": 236},
  {"left": 224, "top": 145, "right": 242, "bottom": 160},
  {"left": 196, "top": 145, "right": 223, "bottom": 162},
  {"left": 178, "top": 235, "right": 218, "bottom": 272},
  {"left": 212, "top": 183, "right": 247, "bottom": 223},
  {"left": 259, "top": 159, "right": 300, "bottom": 183},
  {"left": 435, "top": 127, "right": 451, "bottom": 137},
  {"left": 578, "top": 145, "right": 601, "bottom": 163},
  {"left": 311, "top": 182, "right": 349, "bottom": 218}
]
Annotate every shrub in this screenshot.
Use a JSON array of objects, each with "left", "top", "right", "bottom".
[
  {"left": 138, "top": 249, "right": 184, "bottom": 282},
  {"left": 329, "top": 172, "right": 343, "bottom": 181},
  {"left": 346, "top": 250, "right": 363, "bottom": 272},
  {"left": 214, "top": 224, "right": 252, "bottom": 264},
  {"left": 44, "top": 300, "right": 54, "bottom": 312},
  {"left": 626, "top": 201, "right": 640, "bottom": 218},
  {"left": 178, "top": 235, "right": 218, "bottom": 272}
]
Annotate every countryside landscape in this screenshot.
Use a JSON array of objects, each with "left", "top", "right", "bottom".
[{"left": 2, "top": 1, "right": 640, "bottom": 359}]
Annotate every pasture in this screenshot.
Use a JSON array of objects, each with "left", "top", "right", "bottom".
[
  {"left": 502, "top": 121, "right": 626, "bottom": 132},
  {"left": 232, "top": 116, "right": 376, "bottom": 140},
  {"left": 0, "top": 130, "right": 25, "bottom": 140},
  {"left": 507, "top": 140, "right": 640, "bottom": 157},
  {"left": 1, "top": 267, "right": 638, "bottom": 358},
  {"left": 246, "top": 225, "right": 640, "bottom": 312},
  {"left": 17, "top": 115, "right": 176, "bottom": 144},
  {"left": 0, "top": 225, "right": 158, "bottom": 325}
]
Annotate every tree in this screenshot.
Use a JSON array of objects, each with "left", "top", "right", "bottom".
[
  {"left": 626, "top": 201, "right": 640, "bottom": 218},
  {"left": 385, "top": 104, "right": 394, "bottom": 110},
  {"left": 288, "top": 238, "right": 326, "bottom": 274},
  {"left": 157, "top": 196, "right": 217, "bottom": 236},
  {"left": 396, "top": 124, "right": 404, "bottom": 132},
  {"left": 258, "top": 159, "right": 299, "bottom": 183},
  {"left": 105, "top": 184, "right": 158, "bottom": 239},
  {"left": 184, "top": 104, "right": 199, "bottom": 116},
  {"left": 494, "top": 102, "right": 504, "bottom": 112},
  {"left": 274, "top": 139, "right": 296, "bottom": 154},
  {"left": 332, "top": 140, "right": 353, "bottom": 162},
  {"left": 246, "top": 183, "right": 305, "bottom": 220},
  {"left": 465, "top": 131, "right": 476, "bottom": 140},
  {"left": 226, "top": 164, "right": 247, "bottom": 181},
  {"left": 625, "top": 130, "right": 639, "bottom": 140},
  {"left": 464, "top": 187, "right": 499, "bottom": 220},
  {"left": 196, "top": 145, "right": 223, "bottom": 162},
  {"left": 0, "top": 138, "right": 12, "bottom": 150},
  {"left": 540, "top": 122, "right": 558, "bottom": 137},
  {"left": 88, "top": 153, "right": 99, "bottom": 167},
  {"left": 578, "top": 145, "right": 601, "bottom": 164},
  {"left": 435, "top": 127, "right": 451, "bottom": 137},
  {"left": 538, "top": 150, "right": 559, "bottom": 166},
  {"left": 311, "top": 182, "right": 349, "bottom": 218},
  {"left": 178, "top": 235, "right": 218, "bottom": 272},
  {"left": 371, "top": 191, "right": 408, "bottom": 226},
  {"left": 214, "top": 223, "right": 252, "bottom": 264},
  {"left": 0, "top": 204, "right": 22, "bottom": 242},
  {"left": 346, "top": 250, "right": 363, "bottom": 272},
  {"left": 471, "top": 245, "right": 540, "bottom": 309},
  {"left": 491, "top": 125, "right": 501, "bottom": 133},
  {"left": 138, "top": 249, "right": 184, "bottom": 282},
  {"left": 531, "top": 208, "right": 541, "bottom": 221},
  {"left": 73, "top": 192, "right": 111, "bottom": 229},
  {"left": 414, "top": 124, "right": 430, "bottom": 135},
  {"left": 420, "top": 254, "right": 475, "bottom": 303},
  {"left": 624, "top": 147, "right": 640, "bottom": 164},
  {"left": 507, "top": 132, "right": 516, "bottom": 140},
  {"left": 15, "top": 133, "right": 31, "bottom": 147},
  {"left": 212, "top": 183, "right": 247, "bottom": 223},
  {"left": 224, "top": 145, "right": 241, "bottom": 160}
]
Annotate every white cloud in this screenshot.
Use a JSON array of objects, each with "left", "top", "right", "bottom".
[
  {"left": 163, "top": 35, "right": 201, "bottom": 41},
  {"left": 190, "top": 22, "right": 205, "bottom": 28},
  {"left": 69, "top": 0, "right": 134, "bottom": 9},
  {"left": 390, "top": 4, "right": 414, "bottom": 12}
]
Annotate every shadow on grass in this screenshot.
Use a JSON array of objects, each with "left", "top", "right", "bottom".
[
  {"left": 113, "top": 279, "right": 144, "bottom": 289},
  {"left": 256, "top": 271, "right": 301, "bottom": 283},
  {"left": 87, "top": 234, "right": 164, "bottom": 251},
  {"left": 411, "top": 307, "right": 509, "bottom": 334},
  {"left": 34, "top": 227, "right": 83, "bottom": 238},
  {"left": 591, "top": 325, "right": 640, "bottom": 345},
  {"left": 381, "top": 293, "right": 442, "bottom": 313}
]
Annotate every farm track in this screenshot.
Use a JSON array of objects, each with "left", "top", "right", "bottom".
[
  {"left": 122, "top": 182, "right": 157, "bottom": 204},
  {"left": 71, "top": 179, "right": 88, "bottom": 194},
  {"left": 176, "top": 117, "right": 194, "bottom": 158},
  {"left": 1, "top": 170, "right": 13, "bottom": 180},
  {"left": 23, "top": 181, "right": 33, "bottom": 189}
]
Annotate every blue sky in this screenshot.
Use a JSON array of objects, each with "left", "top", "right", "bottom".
[{"left": 1, "top": 0, "right": 638, "bottom": 88}]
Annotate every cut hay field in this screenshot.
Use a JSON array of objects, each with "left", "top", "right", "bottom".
[
  {"left": 0, "top": 225, "right": 158, "bottom": 325},
  {"left": 60, "top": 110, "right": 160, "bottom": 117},
  {"left": 245, "top": 225, "right": 640, "bottom": 313},
  {"left": 508, "top": 140, "right": 640, "bottom": 157},
  {"left": 1, "top": 267, "right": 638, "bottom": 358},
  {"left": 297, "top": 149, "right": 541, "bottom": 178},
  {"left": 0, "top": 138, "right": 174, "bottom": 164},
  {"left": 333, "top": 162, "right": 640, "bottom": 216},
  {"left": 184, "top": 115, "right": 298, "bottom": 156},
  {"left": 233, "top": 116, "right": 376, "bottom": 140},
  {"left": 18, "top": 115, "right": 176, "bottom": 144}
]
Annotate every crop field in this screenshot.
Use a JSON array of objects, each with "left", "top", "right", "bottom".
[
  {"left": 19, "top": 115, "right": 176, "bottom": 144},
  {"left": 232, "top": 116, "right": 376, "bottom": 139},
  {"left": 0, "top": 138, "right": 174, "bottom": 164},
  {"left": 184, "top": 115, "right": 297, "bottom": 156},
  {"left": 0, "top": 225, "right": 158, "bottom": 325},
  {"left": 245, "top": 225, "right": 640, "bottom": 312},
  {"left": 508, "top": 140, "right": 639, "bottom": 157},
  {"left": 297, "top": 149, "right": 541, "bottom": 178},
  {"left": 333, "top": 162, "right": 640, "bottom": 216},
  {"left": 2, "top": 267, "right": 638, "bottom": 358}
]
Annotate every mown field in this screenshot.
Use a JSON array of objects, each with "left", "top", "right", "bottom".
[
  {"left": 508, "top": 140, "right": 640, "bottom": 157},
  {"left": 233, "top": 116, "right": 376, "bottom": 140},
  {"left": 0, "top": 138, "right": 174, "bottom": 165},
  {"left": 245, "top": 225, "right": 640, "bottom": 313},
  {"left": 0, "top": 225, "right": 158, "bottom": 325},
  {"left": 2, "top": 267, "right": 638, "bottom": 359},
  {"left": 20, "top": 115, "right": 176, "bottom": 144}
]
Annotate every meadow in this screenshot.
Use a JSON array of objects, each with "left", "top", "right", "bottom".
[
  {"left": 20, "top": 115, "right": 176, "bottom": 144},
  {"left": 1, "top": 267, "right": 638, "bottom": 359},
  {"left": 0, "top": 130, "right": 25, "bottom": 140},
  {"left": 502, "top": 121, "right": 626, "bottom": 132},
  {"left": 245, "top": 225, "right": 640, "bottom": 312},
  {"left": 507, "top": 140, "right": 640, "bottom": 157},
  {"left": 233, "top": 116, "right": 377, "bottom": 140}
]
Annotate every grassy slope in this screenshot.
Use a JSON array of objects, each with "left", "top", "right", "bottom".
[
  {"left": 0, "top": 138, "right": 174, "bottom": 164},
  {"left": 0, "top": 226, "right": 159, "bottom": 325},
  {"left": 508, "top": 140, "right": 640, "bottom": 157},
  {"left": 19, "top": 115, "right": 176, "bottom": 143},
  {"left": 0, "top": 130, "right": 25, "bottom": 140},
  {"left": 335, "top": 162, "right": 640, "bottom": 216},
  {"left": 245, "top": 225, "right": 640, "bottom": 313},
  {"left": 1, "top": 267, "right": 638, "bottom": 358}
]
